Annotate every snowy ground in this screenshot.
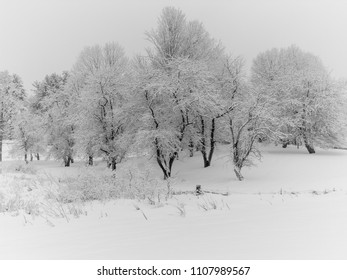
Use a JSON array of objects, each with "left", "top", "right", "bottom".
[{"left": 1, "top": 144, "right": 347, "bottom": 259}]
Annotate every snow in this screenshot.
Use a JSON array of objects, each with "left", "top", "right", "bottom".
[{"left": 1, "top": 144, "right": 347, "bottom": 259}]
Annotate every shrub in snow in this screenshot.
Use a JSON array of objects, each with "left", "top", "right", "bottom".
[
  {"left": 0, "top": 175, "right": 41, "bottom": 215},
  {"left": 57, "top": 165, "right": 166, "bottom": 203},
  {"left": 197, "top": 195, "right": 230, "bottom": 211},
  {"left": 1, "top": 197, "right": 40, "bottom": 216},
  {"left": 113, "top": 164, "right": 166, "bottom": 203},
  {"left": 57, "top": 169, "right": 118, "bottom": 202},
  {"left": 6, "top": 163, "right": 38, "bottom": 175},
  {"left": 173, "top": 202, "right": 186, "bottom": 217}
]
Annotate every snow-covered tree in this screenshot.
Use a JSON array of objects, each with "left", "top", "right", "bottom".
[
  {"left": 196, "top": 55, "right": 273, "bottom": 181},
  {"left": 68, "top": 42, "right": 130, "bottom": 170},
  {"left": 32, "top": 72, "right": 74, "bottom": 166},
  {"left": 0, "top": 71, "right": 26, "bottom": 161},
  {"left": 251, "top": 46, "right": 346, "bottom": 153},
  {"left": 146, "top": 7, "right": 223, "bottom": 65},
  {"left": 132, "top": 52, "right": 241, "bottom": 178},
  {"left": 227, "top": 84, "right": 273, "bottom": 181},
  {"left": 131, "top": 56, "right": 188, "bottom": 179},
  {"left": 139, "top": 6, "right": 226, "bottom": 173},
  {"left": 10, "top": 108, "right": 45, "bottom": 163},
  {"left": 195, "top": 55, "right": 244, "bottom": 168}
]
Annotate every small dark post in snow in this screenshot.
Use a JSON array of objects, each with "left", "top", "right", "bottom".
[
  {"left": 195, "top": 185, "right": 203, "bottom": 195},
  {"left": 88, "top": 155, "right": 93, "bottom": 166}
]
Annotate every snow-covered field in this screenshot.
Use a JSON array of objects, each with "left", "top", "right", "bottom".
[{"left": 1, "top": 144, "right": 347, "bottom": 259}]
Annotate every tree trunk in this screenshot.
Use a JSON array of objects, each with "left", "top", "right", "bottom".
[
  {"left": 303, "top": 134, "right": 315, "bottom": 154},
  {"left": 110, "top": 156, "right": 117, "bottom": 171},
  {"left": 0, "top": 133, "right": 2, "bottom": 162},
  {"left": 200, "top": 118, "right": 216, "bottom": 168},
  {"left": 0, "top": 107, "right": 3, "bottom": 162},
  {"left": 232, "top": 143, "right": 244, "bottom": 181},
  {"left": 234, "top": 166, "right": 244, "bottom": 181},
  {"left": 156, "top": 154, "right": 175, "bottom": 180},
  {"left": 64, "top": 156, "right": 72, "bottom": 167},
  {"left": 36, "top": 153, "right": 40, "bottom": 160},
  {"left": 24, "top": 153, "right": 28, "bottom": 164},
  {"left": 154, "top": 137, "right": 173, "bottom": 180},
  {"left": 156, "top": 153, "right": 176, "bottom": 180},
  {"left": 200, "top": 140, "right": 210, "bottom": 167},
  {"left": 199, "top": 116, "right": 210, "bottom": 168},
  {"left": 301, "top": 92, "right": 315, "bottom": 154},
  {"left": 88, "top": 155, "right": 93, "bottom": 166},
  {"left": 30, "top": 153, "right": 33, "bottom": 161},
  {"left": 304, "top": 142, "right": 315, "bottom": 154},
  {"left": 168, "top": 153, "right": 176, "bottom": 175},
  {"left": 156, "top": 156, "right": 169, "bottom": 179},
  {"left": 202, "top": 153, "right": 210, "bottom": 168},
  {"left": 207, "top": 118, "right": 216, "bottom": 166},
  {"left": 188, "top": 139, "right": 194, "bottom": 157},
  {"left": 200, "top": 149, "right": 210, "bottom": 167}
]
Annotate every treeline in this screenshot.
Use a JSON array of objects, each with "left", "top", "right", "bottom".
[{"left": 1, "top": 7, "right": 346, "bottom": 180}]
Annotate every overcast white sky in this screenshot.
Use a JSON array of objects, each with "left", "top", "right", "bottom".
[{"left": 1, "top": 0, "right": 347, "bottom": 91}]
